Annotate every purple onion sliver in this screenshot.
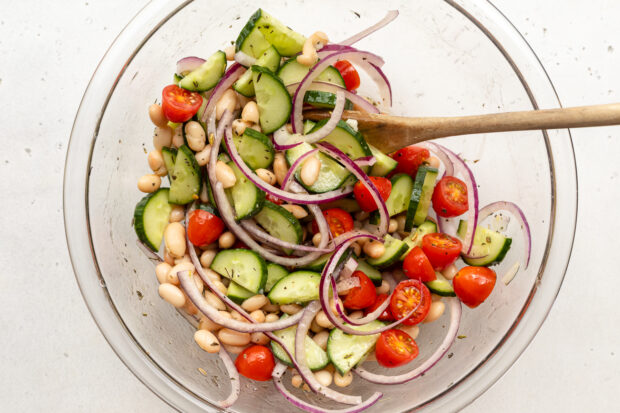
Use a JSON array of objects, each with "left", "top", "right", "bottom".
[
  {"left": 272, "top": 126, "right": 303, "bottom": 150},
  {"left": 136, "top": 240, "right": 163, "bottom": 264},
  {"left": 217, "top": 348, "right": 240, "bottom": 408},
  {"left": 176, "top": 56, "right": 205, "bottom": 76},
  {"left": 339, "top": 10, "right": 400, "bottom": 47},
  {"left": 281, "top": 148, "right": 319, "bottom": 190},
  {"left": 200, "top": 63, "right": 245, "bottom": 123},
  {"left": 302, "top": 90, "right": 347, "bottom": 144},
  {"left": 233, "top": 50, "right": 256, "bottom": 67}
]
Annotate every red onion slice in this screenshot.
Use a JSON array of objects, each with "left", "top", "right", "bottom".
[
  {"left": 318, "top": 45, "right": 385, "bottom": 68},
  {"left": 217, "top": 347, "right": 240, "bottom": 408},
  {"left": 354, "top": 297, "right": 462, "bottom": 385},
  {"left": 272, "top": 126, "right": 304, "bottom": 150},
  {"left": 302, "top": 90, "right": 346, "bottom": 144},
  {"left": 354, "top": 156, "right": 376, "bottom": 167},
  {"left": 415, "top": 141, "right": 455, "bottom": 178},
  {"left": 176, "top": 56, "right": 205, "bottom": 76},
  {"left": 200, "top": 63, "right": 245, "bottom": 123},
  {"left": 240, "top": 219, "right": 332, "bottom": 253},
  {"left": 234, "top": 51, "right": 256, "bottom": 67},
  {"left": 286, "top": 81, "right": 380, "bottom": 114},
  {"left": 336, "top": 276, "right": 361, "bottom": 294},
  {"left": 340, "top": 10, "right": 400, "bottom": 46},
  {"left": 281, "top": 148, "right": 319, "bottom": 190},
  {"left": 136, "top": 240, "right": 163, "bottom": 264}
]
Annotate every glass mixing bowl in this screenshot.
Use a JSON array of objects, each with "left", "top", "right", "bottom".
[{"left": 64, "top": 0, "right": 577, "bottom": 411}]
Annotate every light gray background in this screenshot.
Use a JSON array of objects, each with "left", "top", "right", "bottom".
[{"left": 1, "top": 0, "right": 618, "bottom": 411}]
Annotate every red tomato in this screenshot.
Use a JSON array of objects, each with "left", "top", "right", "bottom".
[
  {"left": 333, "top": 60, "right": 361, "bottom": 91},
  {"left": 389, "top": 279, "right": 431, "bottom": 326},
  {"left": 421, "top": 233, "right": 462, "bottom": 270},
  {"left": 453, "top": 266, "right": 497, "bottom": 308},
  {"left": 161, "top": 84, "right": 203, "bottom": 123},
  {"left": 402, "top": 247, "right": 436, "bottom": 282},
  {"left": 375, "top": 329, "right": 419, "bottom": 368},
  {"left": 266, "top": 193, "right": 284, "bottom": 205},
  {"left": 389, "top": 146, "right": 430, "bottom": 178},
  {"left": 432, "top": 176, "right": 469, "bottom": 218},
  {"left": 311, "top": 208, "right": 354, "bottom": 237},
  {"left": 343, "top": 271, "right": 377, "bottom": 310},
  {"left": 187, "top": 209, "right": 225, "bottom": 247},
  {"left": 364, "top": 293, "right": 394, "bottom": 321},
  {"left": 234, "top": 345, "right": 276, "bottom": 382},
  {"left": 353, "top": 177, "right": 392, "bottom": 212}
]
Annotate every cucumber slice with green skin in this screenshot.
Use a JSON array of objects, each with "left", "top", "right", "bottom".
[
  {"left": 254, "top": 201, "right": 303, "bottom": 254},
  {"left": 310, "top": 120, "right": 372, "bottom": 161},
  {"left": 401, "top": 220, "right": 438, "bottom": 259},
  {"left": 426, "top": 272, "right": 456, "bottom": 297},
  {"left": 285, "top": 142, "right": 351, "bottom": 193},
  {"left": 228, "top": 161, "right": 264, "bottom": 220},
  {"left": 366, "top": 235, "right": 409, "bottom": 269},
  {"left": 327, "top": 320, "right": 385, "bottom": 375},
  {"left": 456, "top": 220, "right": 513, "bottom": 266},
  {"left": 161, "top": 147, "right": 177, "bottom": 181},
  {"left": 278, "top": 58, "right": 345, "bottom": 88},
  {"left": 173, "top": 73, "right": 183, "bottom": 85},
  {"left": 405, "top": 166, "right": 439, "bottom": 232},
  {"left": 267, "top": 271, "right": 322, "bottom": 304},
  {"left": 303, "top": 120, "right": 316, "bottom": 134},
  {"left": 355, "top": 259, "right": 382, "bottom": 287},
  {"left": 252, "top": 66, "right": 292, "bottom": 134},
  {"left": 235, "top": 9, "right": 272, "bottom": 58},
  {"left": 265, "top": 263, "right": 289, "bottom": 292},
  {"left": 211, "top": 249, "right": 267, "bottom": 293},
  {"left": 227, "top": 281, "right": 255, "bottom": 304},
  {"left": 233, "top": 128, "right": 275, "bottom": 169},
  {"left": 303, "top": 91, "right": 354, "bottom": 110},
  {"left": 252, "top": 10, "right": 306, "bottom": 56},
  {"left": 178, "top": 50, "right": 227, "bottom": 92},
  {"left": 233, "top": 45, "right": 281, "bottom": 97},
  {"left": 369, "top": 173, "right": 415, "bottom": 224},
  {"left": 368, "top": 144, "right": 398, "bottom": 177},
  {"left": 271, "top": 314, "right": 329, "bottom": 370},
  {"left": 301, "top": 252, "right": 333, "bottom": 272},
  {"left": 197, "top": 202, "right": 219, "bottom": 217},
  {"left": 168, "top": 145, "right": 202, "bottom": 205},
  {"left": 133, "top": 188, "right": 172, "bottom": 251},
  {"left": 320, "top": 198, "right": 362, "bottom": 214}
]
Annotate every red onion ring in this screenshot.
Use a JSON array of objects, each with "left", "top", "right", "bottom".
[
  {"left": 176, "top": 56, "right": 205, "bottom": 76},
  {"left": 301, "top": 90, "right": 346, "bottom": 144},
  {"left": 234, "top": 51, "right": 256, "bottom": 67},
  {"left": 285, "top": 81, "right": 380, "bottom": 114},
  {"left": 136, "top": 240, "right": 163, "bottom": 264},
  {"left": 336, "top": 276, "right": 361, "bottom": 294},
  {"left": 272, "top": 126, "right": 304, "bottom": 150},
  {"left": 281, "top": 148, "right": 319, "bottom": 190},
  {"left": 217, "top": 347, "right": 240, "bottom": 408},
  {"left": 200, "top": 63, "right": 245, "bottom": 123},
  {"left": 354, "top": 156, "right": 376, "bottom": 167},
  {"left": 414, "top": 141, "right": 455, "bottom": 178},
  {"left": 340, "top": 10, "right": 400, "bottom": 46},
  {"left": 354, "top": 297, "right": 462, "bottom": 384}
]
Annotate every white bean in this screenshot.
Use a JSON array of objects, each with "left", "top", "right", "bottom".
[
  {"left": 184, "top": 121, "right": 206, "bottom": 152},
  {"left": 315, "top": 311, "right": 334, "bottom": 329},
  {"left": 212, "top": 280, "right": 228, "bottom": 295},
  {"left": 427, "top": 156, "right": 440, "bottom": 169},
  {"left": 280, "top": 303, "right": 302, "bottom": 315},
  {"left": 199, "top": 315, "right": 221, "bottom": 332},
  {"left": 222, "top": 344, "right": 248, "bottom": 354},
  {"left": 153, "top": 126, "right": 172, "bottom": 150},
  {"left": 171, "top": 125, "right": 184, "bottom": 148},
  {"left": 147, "top": 150, "right": 167, "bottom": 176},
  {"left": 164, "top": 222, "right": 186, "bottom": 258},
  {"left": 388, "top": 219, "right": 398, "bottom": 233},
  {"left": 251, "top": 332, "right": 270, "bottom": 345},
  {"left": 216, "top": 89, "right": 237, "bottom": 120},
  {"left": 205, "top": 291, "right": 226, "bottom": 311},
  {"left": 163, "top": 250, "right": 175, "bottom": 265},
  {"left": 232, "top": 119, "right": 249, "bottom": 136},
  {"left": 218, "top": 328, "right": 251, "bottom": 346},
  {"left": 300, "top": 156, "right": 321, "bottom": 186},
  {"left": 202, "top": 267, "right": 221, "bottom": 283},
  {"left": 398, "top": 324, "right": 419, "bottom": 339},
  {"left": 351, "top": 242, "right": 361, "bottom": 257},
  {"left": 265, "top": 313, "right": 279, "bottom": 323},
  {"left": 137, "top": 174, "right": 161, "bottom": 193},
  {"left": 333, "top": 370, "right": 353, "bottom": 387},
  {"left": 195, "top": 144, "right": 212, "bottom": 167},
  {"left": 249, "top": 310, "right": 266, "bottom": 323},
  {"left": 200, "top": 249, "right": 217, "bottom": 268},
  {"left": 310, "top": 319, "right": 324, "bottom": 334},
  {"left": 169, "top": 205, "right": 185, "bottom": 223},
  {"left": 224, "top": 45, "right": 235, "bottom": 61},
  {"left": 242, "top": 295, "right": 269, "bottom": 312},
  {"left": 230, "top": 310, "right": 247, "bottom": 323},
  {"left": 193, "top": 274, "right": 204, "bottom": 294},
  {"left": 158, "top": 283, "right": 185, "bottom": 307},
  {"left": 291, "top": 375, "right": 303, "bottom": 388},
  {"left": 199, "top": 183, "right": 209, "bottom": 203},
  {"left": 314, "top": 370, "right": 332, "bottom": 387},
  {"left": 348, "top": 311, "right": 363, "bottom": 320},
  {"left": 148, "top": 104, "right": 168, "bottom": 127},
  {"left": 422, "top": 301, "right": 445, "bottom": 323},
  {"left": 183, "top": 294, "right": 198, "bottom": 315},
  {"left": 218, "top": 231, "right": 235, "bottom": 249},
  {"left": 312, "top": 233, "right": 322, "bottom": 247},
  {"left": 241, "top": 101, "right": 260, "bottom": 124},
  {"left": 297, "top": 31, "right": 329, "bottom": 66},
  {"left": 215, "top": 161, "right": 237, "bottom": 188},
  {"left": 155, "top": 262, "right": 172, "bottom": 284},
  {"left": 256, "top": 168, "right": 276, "bottom": 185},
  {"left": 194, "top": 330, "right": 221, "bottom": 353},
  {"left": 396, "top": 215, "right": 407, "bottom": 233},
  {"left": 312, "top": 331, "right": 329, "bottom": 351},
  {"left": 354, "top": 210, "right": 370, "bottom": 221},
  {"left": 273, "top": 153, "right": 288, "bottom": 185},
  {"left": 376, "top": 279, "right": 390, "bottom": 295},
  {"left": 174, "top": 255, "right": 191, "bottom": 265},
  {"left": 282, "top": 204, "right": 308, "bottom": 219},
  {"left": 364, "top": 240, "right": 385, "bottom": 259},
  {"left": 167, "top": 262, "right": 194, "bottom": 285},
  {"left": 442, "top": 263, "right": 459, "bottom": 281},
  {"left": 262, "top": 303, "right": 280, "bottom": 313}
]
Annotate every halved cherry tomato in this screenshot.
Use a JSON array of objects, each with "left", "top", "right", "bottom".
[
  {"left": 333, "top": 60, "right": 360, "bottom": 91},
  {"left": 432, "top": 176, "right": 469, "bottom": 217},
  {"left": 187, "top": 209, "right": 225, "bottom": 247},
  {"left": 402, "top": 247, "right": 436, "bottom": 282},
  {"left": 453, "top": 266, "right": 497, "bottom": 308},
  {"left": 311, "top": 208, "right": 354, "bottom": 237},
  {"left": 343, "top": 271, "right": 377, "bottom": 310},
  {"left": 234, "top": 345, "right": 275, "bottom": 381},
  {"left": 353, "top": 177, "right": 392, "bottom": 212},
  {"left": 389, "top": 146, "right": 430, "bottom": 178},
  {"left": 266, "top": 193, "right": 284, "bottom": 205},
  {"left": 364, "top": 293, "right": 394, "bottom": 321},
  {"left": 421, "top": 233, "right": 462, "bottom": 270},
  {"left": 389, "top": 279, "right": 431, "bottom": 326},
  {"left": 375, "top": 329, "right": 419, "bottom": 368},
  {"left": 161, "top": 84, "right": 203, "bottom": 123}
]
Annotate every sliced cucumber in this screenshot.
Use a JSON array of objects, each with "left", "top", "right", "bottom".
[
  {"left": 233, "top": 127, "right": 275, "bottom": 169},
  {"left": 161, "top": 146, "right": 177, "bottom": 181},
  {"left": 265, "top": 263, "right": 289, "bottom": 292},
  {"left": 285, "top": 142, "right": 350, "bottom": 193},
  {"left": 277, "top": 58, "right": 345, "bottom": 88},
  {"left": 456, "top": 220, "right": 512, "bottom": 266},
  {"left": 405, "top": 166, "right": 439, "bottom": 232},
  {"left": 368, "top": 144, "right": 398, "bottom": 177},
  {"left": 426, "top": 272, "right": 455, "bottom": 297},
  {"left": 268, "top": 271, "right": 321, "bottom": 304},
  {"left": 252, "top": 10, "right": 306, "bottom": 56},
  {"left": 233, "top": 45, "right": 281, "bottom": 97},
  {"left": 211, "top": 249, "right": 267, "bottom": 293},
  {"left": 197, "top": 202, "right": 218, "bottom": 217},
  {"left": 227, "top": 281, "right": 255, "bottom": 304},
  {"left": 235, "top": 9, "right": 272, "bottom": 58},
  {"left": 254, "top": 201, "right": 303, "bottom": 253},
  {"left": 401, "top": 220, "right": 438, "bottom": 259},
  {"left": 271, "top": 314, "right": 329, "bottom": 370},
  {"left": 355, "top": 259, "right": 382, "bottom": 287},
  {"left": 310, "top": 120, "right": 372, "bottom": 162},
  {"left": 327, "top": 320, "right": 385, "bottom": 375},
  {"left": 133, "top": 188, "right": 172, "bottom": 251},
  {"left": 366, "top": 235, "right": 409, "bottom": 269},
  {"left": 301, "top": 252, "right": 333, "bottom": 272},
  {"left": 178, "top": 50, "right": 226, "bottom": 92},
  {"left": 252, "top": 66, "right": 292, "bottom": 134},
  {"left": 169, "top": 145, "right": 202, "bottom": 205},
  {"left": 319, "top": 198, "right": 362, "bottom": 214},
  {"left": 304, "top": 91, "right": 354, "bottom": 110},
  {"left": 369, "top": 173, "right": 415, "bottom": 224},
  {"left": 228, "top": 161, "right": 264, "bottom": 220},
  {"left": 303, "top": 120, "right": 316, "bottom": 134}
]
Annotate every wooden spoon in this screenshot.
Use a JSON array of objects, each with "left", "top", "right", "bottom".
[{"left": 304, "top": 103, "right": 620, "bottom": 154}]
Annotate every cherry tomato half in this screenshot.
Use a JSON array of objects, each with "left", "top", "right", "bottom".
[
  {"left": 161, "top": 84, "right": 203, "bottom": 123},
  {"left": 234, "top": 345, "right": 276, "bottom": 382},
  {"left": 187, "top": 209, "right": 225, "bottom": 247},
  {"left": 266, "top": 193, "right": 284, "bottom": 205},
  {"left": 343, "top": 271, "right": 377, "bottom": 310},
  {"left": 333, "top": 60, "right": 361, "bottom": 91},
  {"left": 402, "top": 247, "right": 436, "bottom": 282},
  {"left": 389, "top": 146, "right": 430, "bottom": 178},
  {"left": 311, "top": 208, "right": 354, "bottom": 237},
  {"left": 453, "top": 266, "right": 497, "bottom": 308},
  {"left": 421, "top": 233, "right": 462, "bottom": 270},
  {"left": 389, "top": 279, "right": 431, "bottom": 326},
  {"left": 432, "top": 176, "right": 469, "bottom": 218},
  {"left": 375, "top": 329, "right": 419, "bottom": 368},
  {"left": 364, "top": 293, "right": 394, "bottom": 321},
  {"left": 353, "top": 177, "right": 392, "bottom": 212}
]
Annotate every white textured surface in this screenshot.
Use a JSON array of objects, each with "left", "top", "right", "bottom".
[{"left": 0, "top": 1, "right": 618, "bottom": 412}]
